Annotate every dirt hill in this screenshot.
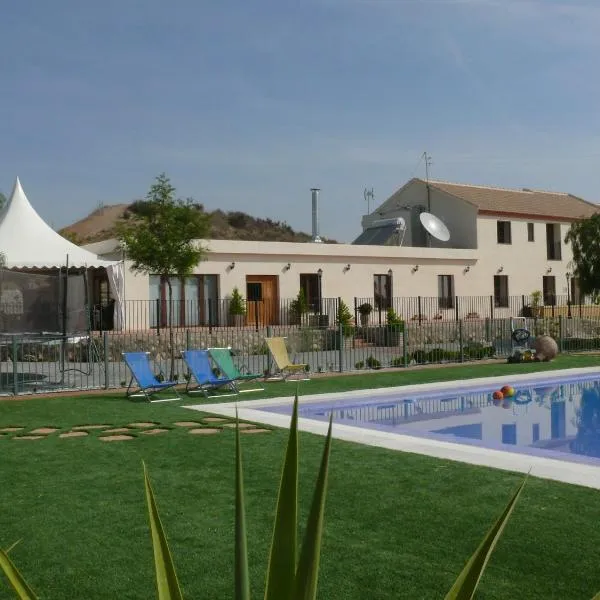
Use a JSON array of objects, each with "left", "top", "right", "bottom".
[{"left": 59, "top": 203, "right": 338, "bottom": 245}]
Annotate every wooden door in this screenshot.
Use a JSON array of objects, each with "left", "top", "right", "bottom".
[{"left": 245, "top": 275, "right": 279, "bottom": 326}]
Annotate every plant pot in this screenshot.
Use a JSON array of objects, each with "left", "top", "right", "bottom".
[
  {"left": 230, "top": 314, "right": 245, "bottom": 327},
  {"left": 360, "top": 314, "right": 370, "bottom": 327}
]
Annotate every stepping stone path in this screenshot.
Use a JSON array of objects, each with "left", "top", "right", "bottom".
[
  {"left": 189, "top": 428, "right": 220, "bottom": 435},
  {"left": 30, "top": 428, "right": 59, "bottom": 435},
  {"left": 241, "top": 428, "right": 271, "bottom": 434},
  {"left": 0, "top": 419, "right": 270, "bottom": 441}
]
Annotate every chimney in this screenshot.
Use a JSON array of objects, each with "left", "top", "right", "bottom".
[{"left": 311, "top": 188, "right": 322, "bottom": 243}]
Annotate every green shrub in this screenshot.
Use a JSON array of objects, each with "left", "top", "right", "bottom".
[
  {"left": 412, "top": 349, "right": 427, "bottom": 364},
  {"left": 365, "top": 355, "right": 381, "bottom": 369},
  {"left": 390, "top": 356, "right": 409, "bottom": 367},
  {"left": 354, "top": 360, "right": 365, "bottom": 369},
  {"left": 426, "top": 348, "right": 446, "bottom": 363}
]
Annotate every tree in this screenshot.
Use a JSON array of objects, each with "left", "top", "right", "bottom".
[
  {"left": 564, "top": 214, "right": 600, "bottom": 299},
  {"left": 116, "top": 173, "right": 211, "bottom": 379}
]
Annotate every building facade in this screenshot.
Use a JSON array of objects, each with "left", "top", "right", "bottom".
[{"left": 85, "top": 178, "right": 599, "bottom": 329}]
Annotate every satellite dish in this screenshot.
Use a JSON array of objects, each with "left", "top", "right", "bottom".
[{"left": 419, "top": 212, "right": 450, "bottom": 242}]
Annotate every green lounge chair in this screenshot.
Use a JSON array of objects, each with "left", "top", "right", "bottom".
[{"left": 208, "top": 347, "right": 264, "bottom": 392}]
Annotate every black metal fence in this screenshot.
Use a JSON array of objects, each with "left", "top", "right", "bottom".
[
  {"left": 92, "top": 294, "right": 600, "bottom": 331},
  {"left": 1, "top": 314, "right": 600, "bottom": 396}
]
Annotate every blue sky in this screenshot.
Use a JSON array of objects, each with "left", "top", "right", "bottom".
[{"left": 2, "top": 0, "right": 599, "bottom": 242}]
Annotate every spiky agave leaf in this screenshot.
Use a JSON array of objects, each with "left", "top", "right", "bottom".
[
  {"left": 292, "top": 414, "right": 334, "bottom": 600},
  {"left": 445, "top": 477, "right": 528, "bottom": 600},
  {"left": 264, "top": 393, "right": 300, "bottom": 600},
  {"left": 235, "top": 409, "right": 251, "bottom": 600},
  {"left": 0, "top": 545, "right": 38, "bottom": 599},
  {"left": 143, "top": 462, "right": 184, "bottom": 600}
]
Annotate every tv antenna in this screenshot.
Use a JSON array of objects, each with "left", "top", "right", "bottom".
[
  {"left": 423, "top": 152, "right": 433, "bottom": 183},
  {"left": 364, "top": 187, "right": 374, "bottom": 214}
]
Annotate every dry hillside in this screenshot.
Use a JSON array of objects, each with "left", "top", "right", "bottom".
[{"left": 59, "top": 203, "right": 338, "bottom": 244}]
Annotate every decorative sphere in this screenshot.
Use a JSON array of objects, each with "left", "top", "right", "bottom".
[
  {"left": 501, "top": 385, "right": 515, "bottom": 397},
  {"left": 493, "top": 390, "right": 504, "bottom": 400},
  {"left": 533, "top": 335, "right": 559, "bottom": 361}
]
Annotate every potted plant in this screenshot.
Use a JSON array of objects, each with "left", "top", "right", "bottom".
[
  {"left": 229, "top": 287, "right": 246, "bottom": 327},
  {"left": 289, "top": 289, "right": 309, "bottom": 326},
  {"left": 523, "top": 290, "right": 542, "bottom": 318},
  {"left": 386, "top": 307, "right": 405, "bottom": 347},
  {"left": 358, "top": 302, "right": 373, "bottom": 327}
]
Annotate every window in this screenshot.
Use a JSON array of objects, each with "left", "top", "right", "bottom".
[
  {"left": 497, "top": 221, "right": 512, "bottom": 244},
  {"left": 149, "top": 274, "right": 219, "bottom": 327},
  {"left": 546, "top": 223, "right": 562, "bottom": 260},
  {"left": 246, "top": 282, "right": 262, "bottom": 301},
  {"left": 543, "top": 275, "right": 556, "bottom": 306},
  {"left": 438, "top": 275, "right": 455, "bottom": 309},
  {"left": 300, "top": 273, "right": 322, "bottom": 312},
  {"left": 373, "top": 274, "right": 392, "bottom": 310},
  {"left": 493, "top": 275, "right": 509, "bottom": 307},
  {"left": 527, "top": 222, "right": 534, "bottom": 242}
]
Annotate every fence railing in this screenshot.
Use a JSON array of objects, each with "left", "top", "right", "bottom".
[
  {"left": 101, "top": 294, "right": 600, "bottom": 331},
  {"left": 1, "top": 315, "right": 600, "bottom": 396}
]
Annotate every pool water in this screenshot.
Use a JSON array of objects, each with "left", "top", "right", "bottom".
[{"left": 262, "top": 373, "right": 600, "bottom": 466}]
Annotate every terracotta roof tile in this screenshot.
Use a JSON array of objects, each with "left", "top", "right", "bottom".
[{"left": 422, "top": 179, "right": 599, "bottom": 220}]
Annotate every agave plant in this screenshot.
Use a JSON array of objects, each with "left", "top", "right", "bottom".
[{"left": 1, "top": 392, "right": 598, "bottom": 599}]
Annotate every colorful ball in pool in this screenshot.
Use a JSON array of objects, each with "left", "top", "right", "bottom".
[
  {"left": 492, "top": 390, "right": 504, "bottom": 400},
  {"left": 501, "top": 385, "right": 515, "bottom": 397}
]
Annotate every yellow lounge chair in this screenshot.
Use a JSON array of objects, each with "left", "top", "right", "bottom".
[{"left": 264, "top": 337, "right": 310, "bottom": 381}]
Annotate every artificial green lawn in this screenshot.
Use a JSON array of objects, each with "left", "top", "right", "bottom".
[{"left": 1, "top": 355, "right": 600, "bottom": 598}]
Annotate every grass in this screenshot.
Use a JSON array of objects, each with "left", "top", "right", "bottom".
[{"left": 0, "top": 355, "right": 599, "bottom": 598}]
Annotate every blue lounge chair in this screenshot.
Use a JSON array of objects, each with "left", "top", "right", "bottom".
[
  {"left": 122, "top": 352, "right": 182, "bottom": 403},
  {"left": 181, "top": 349, "right": 238, "bottom": 397}
]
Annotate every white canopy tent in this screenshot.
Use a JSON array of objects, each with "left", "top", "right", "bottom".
[{"left": 0, "top": 177, "right": 125, "bottom": 329}]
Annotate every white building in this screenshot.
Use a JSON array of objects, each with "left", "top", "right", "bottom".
[{"left": 85, "top": 178, "right": 599, "bottom": 329}]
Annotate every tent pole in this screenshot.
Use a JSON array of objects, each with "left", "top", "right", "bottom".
[{"left": 60, "top": 255, "right": 69, "bottom": 381}]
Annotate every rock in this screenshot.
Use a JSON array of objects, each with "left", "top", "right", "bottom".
[{"left": 533, "top": 335, "right": 559, "bottom": 361}]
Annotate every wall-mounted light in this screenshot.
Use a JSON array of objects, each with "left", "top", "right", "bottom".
[
  {"left": 546, "top": 267, "right": 552, "bottom": 274},
  {"left": 284, "top": 262, "right": 291, "bottom": 272},
  {"left": 343, "top": 264, "right": 351, "bottom": 273},
  {"left": 463, "top": 266, "right": 471, "bottom": 274},
  {"left": 497, "top": 266, "right": 504, "bottom": 273},
  {"left": 317, "top": 268, "right": 323, "bottom": 276},
  {"left": 412, "top": 265, "right": 419, "bottom": 273},
  {"left": 387, "top": 268, "right": 393, "bottom": 277},
  {"left": 228, "top": 261, "right": 235, "bottom": 271}
]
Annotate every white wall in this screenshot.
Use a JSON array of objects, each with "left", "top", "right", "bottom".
[
  {"left": 476, "top": 217, "right": 573, "bottom": 297},
  {"left": 87, "top": 216, "right": 577, "bottom": 329},
  {"left": 360, "top": 180, "right": 478, "bottom": 249}
]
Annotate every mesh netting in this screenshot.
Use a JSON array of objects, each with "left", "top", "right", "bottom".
[{"left": 0, "top": 270, "right": 88, "bottom": 335}]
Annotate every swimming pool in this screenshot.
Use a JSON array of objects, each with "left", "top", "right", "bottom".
[{"left": 191, "top": 367, "right": 600, "bottom": 489}]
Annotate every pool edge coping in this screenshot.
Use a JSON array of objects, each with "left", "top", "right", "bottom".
[{"left": 187, "top": 366, "right": 600, "bottom": 490}]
